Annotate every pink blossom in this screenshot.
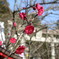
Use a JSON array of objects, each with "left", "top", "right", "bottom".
[
  {"left": 24, "top": 25, "right": 34, "bottom": 35},
  {"left": 35, "top": 3, "right": 44, "bottom": 16},
  {"left": 10, "top": 38, "right": 16, "bottom": 43},
  {"left": 38, "top": 6, "right": 44, "bottom": 16},
  {"left": 0, "top": 41, "right": 2, "bottom": 46},
  {"left": 19, "top": 12, "right": 26, "bottom": 20}
]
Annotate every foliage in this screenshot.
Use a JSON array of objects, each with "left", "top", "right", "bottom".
[
  {"left": 56, "top": 20, "right": 59, "bottom": 29},
  {"left": 0, "top": 0, "right": 9, "bottom": 14}
]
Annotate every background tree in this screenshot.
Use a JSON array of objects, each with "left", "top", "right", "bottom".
[
  {"left": 56, "top": 20, "right": 59, "bottom": 29},
  {"left": 0, "top": 0, "right": 10, "bottom": 14}
]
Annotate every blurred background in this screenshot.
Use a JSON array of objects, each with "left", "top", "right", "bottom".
[{"left": 0, "top": 0, "right": 59, "bottom": 59}]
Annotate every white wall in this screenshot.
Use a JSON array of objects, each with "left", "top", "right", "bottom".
[{"left": 0, "top": 22, "right": 5, "bottom": 43}]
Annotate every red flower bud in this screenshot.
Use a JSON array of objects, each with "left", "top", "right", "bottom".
[
  {"left": 8, "top": 33, "right": 10, "bottom": 35},
  {"left": 13, "top": 22, "right": 17, "bottom": 27},
  {"left": 23, "top": 7, "right": 26, "bottom": 9},
  {"left": 32, "top": 7, "right": 36, "bottom": 10}
]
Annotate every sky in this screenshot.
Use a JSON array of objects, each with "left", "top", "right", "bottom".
[
  {"left": 7, "top": 0, "right": 59, "bottom": 27},
  {"left": 7, "top": 0, "right": 15, "bottom": 11},
  {"left": 7, "top": 0, "right": 56, "bottom": 11}
]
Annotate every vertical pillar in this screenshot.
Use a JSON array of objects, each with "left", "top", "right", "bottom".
[
  {"left": 0, "top": 22, "right": 5, "bottom": 42},
  {"left": 51, "top": 42, "right": 55, "bottom": 59},
  {"left": 0, "top": 22, "right": 5, "bottom": 48}
]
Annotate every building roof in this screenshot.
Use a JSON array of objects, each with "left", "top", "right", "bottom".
[{"left": 43, "top": 29, "right": 59, "bottom": 35}]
